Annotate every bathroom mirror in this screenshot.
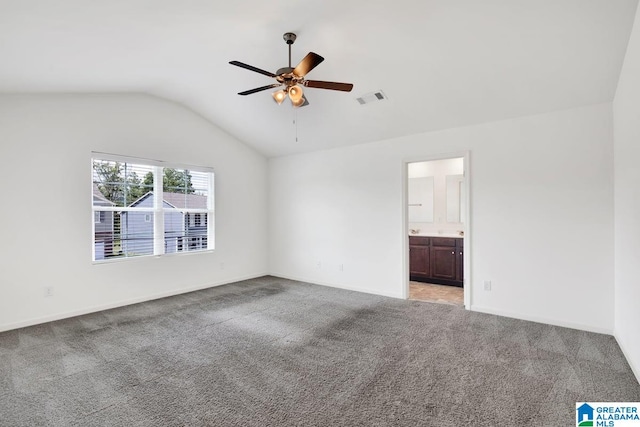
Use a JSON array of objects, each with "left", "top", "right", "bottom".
[
  {"left": 446, "top": 174, "right": 465, "bottom": 223},
  {"left": 408, "top": 176, "right": 434, "bottom": 222}
]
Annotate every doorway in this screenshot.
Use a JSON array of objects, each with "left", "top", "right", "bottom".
[{"left": 403, "top": 154, "right": 470, "bottom": 307}]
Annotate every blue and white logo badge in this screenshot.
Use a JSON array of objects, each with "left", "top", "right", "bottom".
[
  {"left": 577, "top": 402, "right": 640, "bottom": 426},
  {"left": 578, "top": 403, "right": 595, "bottom": 426}
]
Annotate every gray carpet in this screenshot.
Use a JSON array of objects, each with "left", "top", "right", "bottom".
[{"left": 0, "top": 276, "right": 638, "bottom": 426}]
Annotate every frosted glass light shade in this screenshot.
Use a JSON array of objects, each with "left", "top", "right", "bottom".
[
  {"left": 272, "top": 90, "right": 286, "bottom": 104},
  {"left": 288, "top": 85, "right": 303, "bottom": 103}
]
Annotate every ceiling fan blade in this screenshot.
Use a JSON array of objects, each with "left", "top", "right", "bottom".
[
  {"left": 229, "top": 61, "right": 276, "bottom": 78},
  {"left": 293, "top": 52, "right": 324, "bottom": 77},
  {"left": 303, "top": 80, "right": 354, "bottom": 92},
  {"left": 238, "top": 83, "right": 282, "bottom": 96}
]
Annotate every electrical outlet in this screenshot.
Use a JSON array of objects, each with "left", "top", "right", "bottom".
[
  {"left": 483, "top": 281, "right": 492, "bottom": 291},
  {"left": 338, "top": 264, "right": 344, "bottom": 272},
  {"left": 317, "top": 261, "right": 322, "bottom": 269},
  {"left": 44, "top": 286, "right": 54, "bottom": 297},
  {"left": 220, "top": 262, "right": 225, "bottom": 270}
]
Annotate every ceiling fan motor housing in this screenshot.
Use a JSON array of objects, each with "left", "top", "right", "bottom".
[{"left": 276, "top": 67, "right": 301, "bottom": 87}]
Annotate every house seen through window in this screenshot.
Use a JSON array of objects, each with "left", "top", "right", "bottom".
[{"left": 91, "top": 155, "right": 214, "bottom": 261}]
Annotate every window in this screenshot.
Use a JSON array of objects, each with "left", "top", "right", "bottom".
[{"left": 92, "top": 154, "right": 214, "bottom": 261}]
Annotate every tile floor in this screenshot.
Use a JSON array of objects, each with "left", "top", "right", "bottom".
[{"left": 409, "top": 281, "right": 463, "bottom": 306}]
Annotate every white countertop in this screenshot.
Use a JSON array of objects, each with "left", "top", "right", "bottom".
[{"left": 409, "top": 233, "right": 463, "bottom": 238}]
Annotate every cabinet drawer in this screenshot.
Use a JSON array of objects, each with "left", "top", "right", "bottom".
[
  {"left": 409, "top": 236, "right": 430, "bottom": 246},
  {"left": 431, "top": 237, "right": 456, "bottom": 247}
]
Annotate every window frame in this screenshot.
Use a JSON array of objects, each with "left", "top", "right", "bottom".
[{"left": 91, "top": 153, "right": 215, "bottom": 263}]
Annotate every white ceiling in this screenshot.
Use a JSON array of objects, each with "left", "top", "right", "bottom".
[{"left": 0, "top": 0, "right": 637, "bottom": 157}]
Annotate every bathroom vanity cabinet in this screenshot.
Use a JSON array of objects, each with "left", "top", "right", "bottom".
[{"left": 409, "top": 236, "right": 463, "bottom": 287}]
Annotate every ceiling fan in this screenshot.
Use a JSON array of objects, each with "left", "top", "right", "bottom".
[{"left": 229, "top": 32, "right": 354, "bottom": 108}]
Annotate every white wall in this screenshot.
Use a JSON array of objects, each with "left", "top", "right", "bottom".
[
  {"left": 269, "top": 103, "right": 614, "bottom": 333},
  {"left": 0, "top": 94, "right": 269, "bottom": 331},
  {"left": 613, "top": 2, "right": 640, "bottom": 381}
]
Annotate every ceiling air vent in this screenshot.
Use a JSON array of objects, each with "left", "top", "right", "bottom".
[{"left": 356, "top": 90, "right": 388, "bottom": 105}]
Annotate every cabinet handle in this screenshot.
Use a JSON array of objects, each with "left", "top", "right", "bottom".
[
  {"left": 459, "top": 252, "right": 462, "bottom": 255},
  {"left": 451, "top": 251, "right": 454, "bottom": 254}
]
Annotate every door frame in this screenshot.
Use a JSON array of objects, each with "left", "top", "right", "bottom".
[{"left": 401, "top": 151, "right": 472, "bottom": 308}]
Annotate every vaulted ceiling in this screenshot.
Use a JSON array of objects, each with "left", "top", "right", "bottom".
[{"left": 0, "top": 0, "right": 637, "bottom": 157}]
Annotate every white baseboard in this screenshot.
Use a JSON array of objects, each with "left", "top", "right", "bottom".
[
  {"left": 470, "top": 305, "right": 614, "bottom": 335},
  {"left": 271, "top": 273, "right": 404, "bottom": 300},
  {"left": 0, "top": 272, "right": 267, "bottom": 333},
  {"left": 614, "top": 331, "right": 640, "bottom": 384}
]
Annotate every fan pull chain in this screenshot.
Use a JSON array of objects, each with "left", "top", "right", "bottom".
[{"left": 294, "top": 108, "right": 299, "bottom": 143}]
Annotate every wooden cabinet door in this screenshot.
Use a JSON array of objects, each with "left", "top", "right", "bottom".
[
  {"left": 409, "top": 245, "right": 430, "bottom": 276},
  {"left": 455, "top": 239, "right": 463, "bottom": 283},
  {"left": 430, "top": 246, "right": 457, "bottom": 280},
  {"left": 456, "top": 249, "right": 463, "bottom": 282}
]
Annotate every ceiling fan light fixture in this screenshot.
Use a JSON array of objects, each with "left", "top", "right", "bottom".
[
  {"left": 291, "top": 96, "right": 305, "bottom": 108},
  {"left": 230, "top": 32, "right": 353, "bottom": 110},
  {"left": 288, "top": 84, "right": 303, "bottom": 103},
  {"left": 272, "top": 89, "right": 287, "bottom": 104}
]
